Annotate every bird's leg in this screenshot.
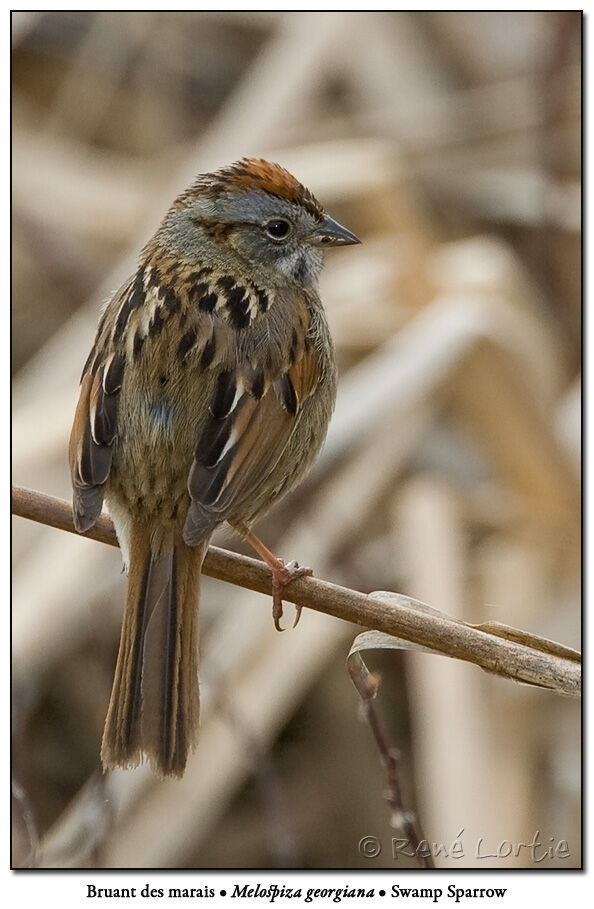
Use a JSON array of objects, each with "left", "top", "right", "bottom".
[{"left": 229, "top": 520, "right": 312, "bottom": 630}]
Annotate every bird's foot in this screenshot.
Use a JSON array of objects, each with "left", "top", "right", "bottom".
[
  {"left": 228, "top": 520, "right": 312, "bottom": 631},
  {"left": 270, "top": 560, "right": 313, "bottom": 631}
]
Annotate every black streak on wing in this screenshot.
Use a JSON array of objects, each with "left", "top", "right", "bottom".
[
  {"left": 113, "top": 297, "right": 136, "bottom": 342},
  {"left": 198, "top": 292, "right": 218, "bottom": 313},
  {"left": 189, "top": 282, "right": 209, "bottom": 305},
  {"left": 275, "top": 374, "right": 298, "bottom": 415},
  {"left": 103, "top": 353, "right": 126, "bottom": 393},
  {"left": 113, "top": 269, "right": 145, "bottom": 341},
  {"left": 149, "top": 308, "right": 165, "bottom": 338},
  {"left": 226, "top": 286, "right": 250, "bottom": 329},
  {"left": 250, "top": 368, "right": 265, "bottom": 400},
  {"left": 195, "top": 417, "right": 232, "bottom": 468},
  {"left": 79, "top": 427, "right": 112, "bottom": 485},
  {"left": 187, "top": 267, "right": 212, "bottom": 282},
  {"left": 211, "top": 371, "right": 237, "bottom": 419},
  {"left": 255, "top": 287, "right": 270, "bottom": 312},
  {"left": 189, "top": 448, "right": 234, "bottom": 507},
  {"left": 177, "top": 327, "right": 198, "bottom": 360},
  {"left": 133, "top": 333, "right": 145, "bottom": 360},
  {"left": 93, "top": 388, "right": 118, "bottom": 445},
  {"left": 161, "top": 285, "right": 181, "bottom": 314},
  {"left": 147, "top": 267, "right": 161, "bottom": 288},
  {"left": 200, "top": 334, "right": 216, "bottom": 368}
]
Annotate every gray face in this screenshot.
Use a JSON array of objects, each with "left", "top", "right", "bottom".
[
  {"left": 163, "top": 188, "right": 325, "bottom": 288},
  {"left": 218, "top": 189, "right": 324, "bottom": 285}
]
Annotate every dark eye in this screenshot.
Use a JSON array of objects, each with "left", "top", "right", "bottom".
[{"left": 265, "top": 218, "right": 291, "bottom": 240}]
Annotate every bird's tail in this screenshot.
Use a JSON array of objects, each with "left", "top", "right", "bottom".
[{"left": 101, "top": 524, "right": 206, "bottom": 777}]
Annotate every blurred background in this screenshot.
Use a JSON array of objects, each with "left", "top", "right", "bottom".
[{"left": 12, "top": 11, "right": 581, "bottom": 869}]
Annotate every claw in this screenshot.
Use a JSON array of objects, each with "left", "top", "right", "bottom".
[
  {"left": 270, "top": 560, "right": 312, "bottom": 632},
  {"left": 228, "top": 523, "right": 313, "bottom": 633},
  {"left": 272, "top": 585, "right": 285, "bottom": 631}
]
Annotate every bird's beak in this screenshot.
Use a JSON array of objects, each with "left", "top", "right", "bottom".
[{"left": 309, "top": 214, "right": 361, "bottom": 247}]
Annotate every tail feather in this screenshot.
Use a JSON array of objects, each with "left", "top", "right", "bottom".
[{"left": 101, "top": 524, "right": 206, "bottom": 777}]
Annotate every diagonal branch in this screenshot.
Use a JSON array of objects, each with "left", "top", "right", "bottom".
[
  {"left": 347, "top": 653, "right": 434, "bottom": 869},
  {"left": 12, "top": 485, "right": 581, "bottom": 698}
]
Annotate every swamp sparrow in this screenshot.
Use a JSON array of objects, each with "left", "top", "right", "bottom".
[{"left": 69, "top": 159, "right": 359, "bottom": 777}]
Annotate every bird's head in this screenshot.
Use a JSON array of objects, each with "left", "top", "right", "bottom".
[{"left": 159, "top": 158, "right": 360, "bottom": 286}]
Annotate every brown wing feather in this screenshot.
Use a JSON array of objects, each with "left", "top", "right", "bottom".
[
  {"left": 183, "top": 346, "right": 320, "bottom": 545},
  {"left": 288, "top": 344, "right": 321, "bottom": 400},
  {"left": 69, "top": 348, "right": 125, "bottom": 532}
]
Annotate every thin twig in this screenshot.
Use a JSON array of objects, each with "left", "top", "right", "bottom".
[
  {"left": 12, "top": 485, "right": 581, "bottom": 697},
  {"left": 347, "top": 654, "right": 434, "bottom": 869}
]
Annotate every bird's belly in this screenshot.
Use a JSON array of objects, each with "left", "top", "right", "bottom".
[{"left": 106, "top": 389, "right": 201, "bottom": 527}]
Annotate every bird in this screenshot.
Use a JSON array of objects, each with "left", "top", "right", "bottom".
[{"left": 69, "top": 158, "right": 360, "bottom": 778}]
